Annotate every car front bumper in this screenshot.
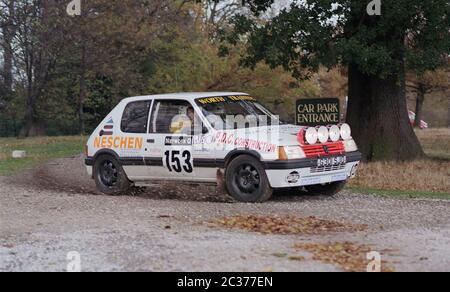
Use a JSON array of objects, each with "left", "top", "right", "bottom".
[{"left": 264, "top": 151, "right": 362, "bottom": 188}]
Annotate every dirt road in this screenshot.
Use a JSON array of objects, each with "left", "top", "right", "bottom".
[{"left": 0, "top": 155, "right": 449, "bottom": 272}]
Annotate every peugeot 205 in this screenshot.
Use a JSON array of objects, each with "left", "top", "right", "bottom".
[{"left": 84, "top": 92, "right": 362, "bottom": 202}]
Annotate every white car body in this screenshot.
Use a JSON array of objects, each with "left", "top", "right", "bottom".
[{"left": 85, "top": 92, "right": 361, "bottom": 191}]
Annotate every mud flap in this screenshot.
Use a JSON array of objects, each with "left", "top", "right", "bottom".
[{"left": 216, "top": 169, "right": 228, "bottom": 195}]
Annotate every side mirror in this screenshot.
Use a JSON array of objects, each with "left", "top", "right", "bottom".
[{"left": 202, "top": 126, "right": 209, "bottom": 135}]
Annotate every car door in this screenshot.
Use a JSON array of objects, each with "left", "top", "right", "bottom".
[
  {"left": 145, "top": 99, "right": 215, "bottom": 182},
  {"left": 118, "top": 99, "right": 153, "bottom": 181}
]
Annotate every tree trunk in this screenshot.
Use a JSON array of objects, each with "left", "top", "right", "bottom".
[
  {"left": 2, "top": 0, "right": 15, "bottom": 93},
  {"left": 346, "top": 63, "right": 424, "bottom": 161},
  {"left": 414, "top": 90, "right": 425, "bottom": 128},
  {"left": 78, "top": 44, "right": 87, "bottom": 135},
  {"left": 448, "top": 100, "right": 450, "bottom": 128},
  {"left": 19, "top": 83, "right": 37, "bottom": 138},
  {"left": 2, "top": 32, "right": 14, "bottom": 92}
]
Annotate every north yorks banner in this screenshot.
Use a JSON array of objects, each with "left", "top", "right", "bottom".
[{"left": 296, "top": 98, "right": 341, "bottom": 126}]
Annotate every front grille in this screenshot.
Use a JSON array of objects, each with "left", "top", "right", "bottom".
[
  {"left": 310, "top": 164, "right": 346, "bottom": 173},
  {"left": 302, "top": 142, "right": 345, "bottom": 158}
]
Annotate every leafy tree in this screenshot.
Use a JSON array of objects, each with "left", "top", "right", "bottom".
[
  {"left": 61, "top": 0, "right": 193, "bottom": 134},
  {"left": 221, "top": 0, "right": 450, "bottom": 161},
  {"left": 317, "top": 67, "right": 348, "bottom": 99},
  {"left": 145, "top": 38, "right": 320, "bottom": 122},
  {"left": 0, "top": 0, "right": 194, "bottom": 136}
]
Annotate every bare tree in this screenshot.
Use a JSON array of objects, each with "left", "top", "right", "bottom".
[
  {"left": 12, "top": 0, "right": 65, "bottom": 137},
  {"left": 407, "top": 68, "right": 450, "bottom": 128},
  {"left": 202, "top": 0, "right": 245, "bottom": 38},
  {"left": 0, "top": 0, "right": 16, "bottom": 93}
]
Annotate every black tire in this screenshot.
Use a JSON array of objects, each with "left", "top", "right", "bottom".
[
  {"left": 93, "top": 155, "right": 131, "bottom": 195},
  {"left": 225, "top": 155, "right": 273, "bottom": 203},
  {"left": 305, "top": 181, "right": 347, "bottom": 196}
]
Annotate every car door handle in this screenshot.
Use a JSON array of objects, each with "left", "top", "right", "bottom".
[{"left": 147, "top": 139, "right": 155, "bottom": 144}]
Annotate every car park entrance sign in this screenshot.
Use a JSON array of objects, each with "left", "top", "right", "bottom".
[{"left": 296, "top": 98, "right": 340, "bottom": 126}]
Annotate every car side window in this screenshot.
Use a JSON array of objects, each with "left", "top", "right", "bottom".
[
  {"left": 121, "top": 100, "right": 152, "bottom": 133},
  {"left": 151, "top": 100, "right": 195, "bottom": 134}
]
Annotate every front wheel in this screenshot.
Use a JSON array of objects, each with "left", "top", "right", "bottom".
[
  {"left": 225, "top": 155, "right": 273, "bottom": 203},
  {"left": 93, "top": 155, "right": 131, "bottom": 195},
  {"left": 305, "top": 181, "right": 347, "bottom": 196}
]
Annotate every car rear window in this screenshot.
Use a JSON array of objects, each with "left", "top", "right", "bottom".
[{"left": 121, "top": 100, "right": 152, "bottom": 133}]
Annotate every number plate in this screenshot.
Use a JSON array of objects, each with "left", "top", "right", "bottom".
[{"left": 317, "top": 156, "right": 347, "bottom": 167}]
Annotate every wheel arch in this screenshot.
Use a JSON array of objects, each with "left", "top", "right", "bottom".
[
  {"left": 224, "top": 149, "right": 263, "bottom": 169},
  {"left": 92, "top": 149, "right": 121, "bottom": 163},
  {"left": 92, "top": 149, "right": 133, "bottom": 183}
]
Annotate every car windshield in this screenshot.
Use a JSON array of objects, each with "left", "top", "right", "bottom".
[{"left": 195, "top": 95, "right": 283, "bottom": 129}]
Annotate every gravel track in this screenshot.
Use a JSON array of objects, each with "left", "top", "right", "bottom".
[{"left": 0, "top": 155, "right": 449, "bottom": 272}]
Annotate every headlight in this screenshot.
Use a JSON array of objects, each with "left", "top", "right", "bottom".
[
  {"left": 344, "top": 139, "right": 358, "bottom": 152},
  {"left": 329, "top": 125, "right": 341, "bottom": 142},
  {"left": 305, "top": 127, "right": 318, "bottom": 145},
  {"left": 279, "top": 146, "right": 304, "bottom": 160},
  {"left": 340, "top": 123, "right": 352, "bottom": 140},
  {"left": 317, "top": 126, "right": 329, "bottom": 144}
]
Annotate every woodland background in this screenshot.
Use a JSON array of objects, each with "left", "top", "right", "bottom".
[{"left": 0, "top": 0, "right": 448, "bottom": 138}]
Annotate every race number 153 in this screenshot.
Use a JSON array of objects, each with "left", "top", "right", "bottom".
[{"left": 164, "top": 150, "right": 193, "bottom": 173}]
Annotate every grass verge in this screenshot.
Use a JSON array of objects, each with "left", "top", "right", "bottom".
[
  {"left": 349, "top": 128, "right": 450, "bottom": 195},
  {"left": 0, "top": 136, "right": 86, "bottom": 176},
  {"left": 416, "top": 128, "right": 450, "bottom": 160},
  {"left": 347, "top": 187, "right": 450, "bottom": 200},
  {"left": 348, "top": 159, "right": 450, "bottom": 194}
]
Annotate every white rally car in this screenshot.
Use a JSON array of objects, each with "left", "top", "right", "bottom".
[{"left": 85, "top": 92, "right": 361, "bottom": 202}]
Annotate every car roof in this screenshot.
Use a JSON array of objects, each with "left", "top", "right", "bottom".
[{"left": 121, "top": 92, "right": 250, "bottom": 103}]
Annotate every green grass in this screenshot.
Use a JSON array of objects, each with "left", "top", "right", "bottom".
[
  {"left": 0, "top": 136, "right": 86, "bottom": 176},
  {"left": 347, "top": 187, "right": 450, "bottom": 200}
]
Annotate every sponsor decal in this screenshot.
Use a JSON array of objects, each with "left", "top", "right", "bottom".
[
  {"left": 93, "top": 136, "right": 143, "bottom": 149},
  {"left": 286, "top": 171, "right": 300, "bottom": 184},
  {"left": 147, "top": 148, "right": 163, "bottom": 155},
  {"left": 228, "top": 95, "right": 256, "bottom": 102},
  {"left": 197, "top": 96, "right": 226, "bottom": 105},
  {"left": 99, "top": 118, "right": 114, "bottom": 137},
  {"left": 215, "top": 132, "right": 277, "bottom": 153},
  {"left": 300, "top": 173, "right": 346, "bottom": 186},
  {"left": 193, "top": 135, "right": 216, "bottom": 145},
  {"left": 165, "top": 136, "right": 193, "bottom": 146},
  {"left": 196, "top": 95, "right": 256, "bottom": 105}
]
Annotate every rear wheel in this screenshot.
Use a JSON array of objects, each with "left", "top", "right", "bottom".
[
  {"left": 225, "top": 155, "right": 273, "bottom": 203},
  {"left": 93, "top": 155, "right": 131, "bottom": 195},
  {"left": 305, "top": 181, "right": 347, "bottom": 196}
]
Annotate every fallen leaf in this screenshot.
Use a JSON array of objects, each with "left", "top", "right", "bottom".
[
  {"left": 294, "top": 242, "right": 395, "bottom": 272},
  {"left": 272, "top": 252, "right": 288, "bottom": 258},
  {"left": 210, "top": 215, "right": 366, "bottom": 235},
  {"left": 288, "top": 256, "right": 306, "bottom": 261}
]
